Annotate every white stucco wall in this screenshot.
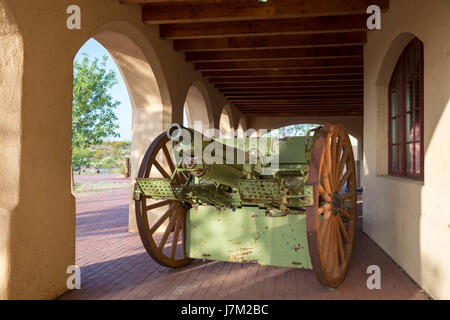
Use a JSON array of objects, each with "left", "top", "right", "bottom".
[{"left": 364, "top": 0, "right": 450, "bottom": 300}]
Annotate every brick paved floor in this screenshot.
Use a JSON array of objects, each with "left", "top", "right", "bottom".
[{"left": 59, "top": 188, "right": 429, "bottom": 300}]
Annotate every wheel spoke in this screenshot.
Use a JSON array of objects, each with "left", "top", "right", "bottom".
[
  {"left": 322, "top": 218, "right": 334, "bottom": 261},
  {"left": 339, "top": 208, "right": 354, "bottom": 220},
  {"left": 321, "top": 165, "right": 333, "bottom": 195},
  {"left": 337, "top": 147, "right": 350, "bottom": 181},
  {"left": 317, "top": 204, "right": 331, "bottom": 216},
  {"left": 334, "top": 136, "right": 344, "bottom": 186},
  {"left": 330, "top": 135, "right": 338, "bottom": 188},
  {"left": 337, "top": 167, "right": 353, "bottom": 193},
  {"left": 324, "top": 139, "right": 334, "bottom": 190},
  {"left": 159, "top": 207, "right": 181, "bottom": 249},
  {"left": 319, "top": 214, "right": 332, "bottom": 243},
  {"left": 324, "top": 219, "right": 336, "bottom": 271},
  {"left": 337, "top": 215, "right": 351, "bottom": 242},
  {"left": 145, "top": 200, "right": 172, "bottom": 211},
  {"left": 170, "top": 210, "right": 184, "bottom": 259},
  {"left": 181, "top": 210, "right": 187, "bottom": 259},
  {"left": 149, "top": 203, "right": 178, "bottom": 234},
  {"left": 162, "top": 144, "right": 176, "bottom": 173},
  {"left": 341, "top": 191, "right": 355, "bottom": 200},
  {"left": 330, "top": 220, "right": 339, "bottom": 274},
  {"left": 318, "top": 184, "right": 332, "bottom": 202},
  {"left": 162, "top": 144, "right": 182, "bottom": 184},
  {"left": 153, "top": 161, "right": 171, "bottom": 179},
  {"left": 336, "top": 221, "right": 346, "bottom": 265},
  {"left": 320, "top": 203, "right": 332, "bottom": 213}
]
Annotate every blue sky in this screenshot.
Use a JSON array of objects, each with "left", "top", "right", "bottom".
[{"left": 74, "top": 38, "right": 132, "bottom": 141}]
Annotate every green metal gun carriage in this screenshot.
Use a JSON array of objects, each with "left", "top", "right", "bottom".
[{"left": 133, "top": 123, "right": 357, "bottom": 287}]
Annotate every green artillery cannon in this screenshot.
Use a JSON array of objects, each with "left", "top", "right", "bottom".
[{"left": 133, "top": 123, "right": 357, "bottom": 287}]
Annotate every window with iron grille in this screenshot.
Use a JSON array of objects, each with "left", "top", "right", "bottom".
[{"left": 388, "top": 38, "right": 424, "bottom": 180}]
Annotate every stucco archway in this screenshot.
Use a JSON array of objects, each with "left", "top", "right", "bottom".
[
  {"left": 183, "top": 81, "right": 213, "bottom": 133},
  {"left": 0, "top": 0, "right": 23, "bottom": 299},
  {"left": 77, "top": 22, "right": 173, "bottom": 232},
  {"left": 237, "top": 118, "right": 247, "bottom": 137},
  {"left": 219, "top": 104, "right": 235, "bottom": 138}
]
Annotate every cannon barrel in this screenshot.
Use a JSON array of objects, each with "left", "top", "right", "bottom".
[{"left": 170, "top": 123, "right": 263, "bottom": 188}]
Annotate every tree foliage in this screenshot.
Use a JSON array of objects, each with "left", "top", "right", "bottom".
[
  {"left": 72, "top": 146, "right": 93, "bottom": 170},
  {"left": 72, "top": 53, "right": 120, "bottom": 148}
]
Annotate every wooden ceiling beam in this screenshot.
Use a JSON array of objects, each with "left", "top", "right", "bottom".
[
  {"left": 241, "top": 106, "right": 364, "bottom": 117},
  {"left": 210, "top": 75, "right": 363, "bottom": 84},
  {"left": 231, "top": 101, "right": 363, "bottom": 106},
  {"left": 239, "top": 105, "right": 363, "bottom": 110},
  {"left": 136, "top": 0, "right": 389, "bottom": 24},
  {"left": 225, "top": 93, "right": 363, "bottom": 98},
  {"left": 186, "top": 45, "right": 362, "bottom": 62},
  {"left": 161, "top": 15, "right": 368, "bottom": 39},
  {"left": 224, "top": 93, "right": 363, "bottom": 99},
  {"left": 195, "top": 57, "right": 363, "bottom": 71},
  {"left": 203, "top": 67, "right": 364, "bottom": 78},
  {"left": 216, "top": 81, "right": 362, "bottom": 88},
  {"left": 243, "top": 111, "right": 363, "bottom": 116},
  {"left": 174, "top": 32, "right": 366, "bottom": 51},
  {"left": 240, "top": 108, "right": 363, "bottom": 112},
  {"left": 239, "top": 107, "right": 363, "bottom": 111},
  {"left": 215, "top": 80, "right": 364, "bottom": 89},
  {"left": 239, "top": 106, "right": 363, "bottom": 110},
  {"left": 236, "top": 102, "right": 363, "bottom": 106},
  {"left": 220, "top": 87, "right": 363, "bottom": 94},
  {"left": 227, "top": 96, "right": 363, "bottom": 101}
]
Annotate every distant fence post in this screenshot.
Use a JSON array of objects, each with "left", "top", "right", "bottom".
[{"left": 125, "top": 157, "right": 130, "bottom": 178}]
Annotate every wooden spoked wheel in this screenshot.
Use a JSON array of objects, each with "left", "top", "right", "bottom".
[
  {"left": 306, "top": 124, "right": 357, "bottom": 287},
  {"left": 135, "top": 132, "right": 192, "bottom": 268}
]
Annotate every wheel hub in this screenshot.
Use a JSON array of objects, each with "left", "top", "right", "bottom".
[{"left": 332, "top": 192, "right": 342, "bottom": 216}]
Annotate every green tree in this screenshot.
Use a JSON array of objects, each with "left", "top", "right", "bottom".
[
  {"left": 71, "top": 146, "right": 93, "bottom": 173},
  {"left": 72, "top": 53, "right": 120, "bottom": 148}
]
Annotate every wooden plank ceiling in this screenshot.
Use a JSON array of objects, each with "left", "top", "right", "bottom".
[{"left": 120, "top": 0, "right": 390, "bottom": 117}]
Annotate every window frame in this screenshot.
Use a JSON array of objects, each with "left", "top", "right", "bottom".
[{"left": 388, "top": 38, "right": 424, "bottom": 181}]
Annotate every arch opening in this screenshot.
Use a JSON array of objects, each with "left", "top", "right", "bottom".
[
  {"left": 219, "top": 104, "right": 234, "bottom": 138},
  {"left": 183, "top": 82, "right": 213, "bottom": 134},
  {"left": 71, "top": 28, "right": 170, "bottom": 289},
  {"left": 237, "top": 118, "right": 247, "bottom": 137}
]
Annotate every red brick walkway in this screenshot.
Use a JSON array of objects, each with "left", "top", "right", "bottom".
[{"left": 59, "top": 189, "right": 428, "bottom": 300}]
